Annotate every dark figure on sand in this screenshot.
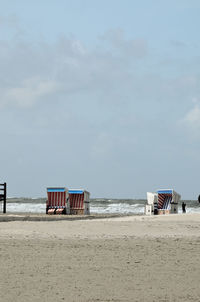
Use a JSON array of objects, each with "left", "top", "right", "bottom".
[
  {"left": 182, "top": 202, "right": 186, "bottom": 213},
  {"left": 198, "top": 195, "right": 200, "bottom": 204}
]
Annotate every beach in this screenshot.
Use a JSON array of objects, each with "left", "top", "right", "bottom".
[{"left": 1, "top": 214, "right": 200, "bottom": 301}]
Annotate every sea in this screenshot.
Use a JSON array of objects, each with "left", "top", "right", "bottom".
[{"left": 2, "top": 198, "right": 200, "bottom": 215}]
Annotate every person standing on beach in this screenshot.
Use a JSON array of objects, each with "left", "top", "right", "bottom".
[
  {"left": 182, "top": 202, "right": 186, "bottom": 213},
  {"left": 198, "top": 195, "right": 200, "bottom": 204}
]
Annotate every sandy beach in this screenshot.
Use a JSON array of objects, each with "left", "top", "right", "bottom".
[{"left": 1, "top": 213, "right": 200, "bottom": 302}]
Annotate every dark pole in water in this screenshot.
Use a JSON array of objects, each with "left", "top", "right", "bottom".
[{"left": 3, "top": 182, "right": 6, "bottom": 214}]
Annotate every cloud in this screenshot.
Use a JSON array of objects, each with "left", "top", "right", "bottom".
[
  {"left": 0, "top": 14, "right": 19, "bottom": 27},
  {"left": 90, "top": 133, "right": 113, "bottom": 159},
  {"left": 179, "top": 101, "right": 200, "bottom": 140},
  {"left": 1, "top": 78, "right": 60, "bottom": 107},
  {"left": 0, "top": 33, "right": 141, "bottom": 109},
  {"left": 0, "top": 14, "right": 24, "bottom": 39},
  {"left": 100, "top": 28, "right": 148, "bottom": 58},
  {"left": 2, "top": 24, "right": 199, "bottom": 117},
  {"left": 0, "top": 21, "right": 200, "bottom": 197},
  {"left": 0, "top": 30, "right": 199, "bottom": 128},
  {"left": 170, "top": 40, "right": 187, "bottom": 48},
  {"left": 182, "top": 103, "right": 200, "bottom": 127}
]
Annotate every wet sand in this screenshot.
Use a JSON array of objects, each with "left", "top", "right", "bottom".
[{"left": 1, "top": 214, "right": 200, "bottom": 301}]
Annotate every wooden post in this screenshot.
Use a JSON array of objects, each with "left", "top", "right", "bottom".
[{"left": 3, "top": 182, "right": 6, "bottom": 214}]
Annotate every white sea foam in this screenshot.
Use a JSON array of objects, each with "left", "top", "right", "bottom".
[
  {"left": 90, "top": 203, "right": 144, "bottom": 214},
  {"left": 6, "top": 203, "right": 45, "bottom": 213},
  {"left": 4, "top": 201, "right": 200, "bottom": 215}
]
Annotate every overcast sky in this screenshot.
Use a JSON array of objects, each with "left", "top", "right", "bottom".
[{"left": 1, "top": 0, "right": 200, "bottom": 199}]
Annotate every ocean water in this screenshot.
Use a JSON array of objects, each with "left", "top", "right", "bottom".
[{"left": 2, "top": 198, "right": 200, "bottom": 215}]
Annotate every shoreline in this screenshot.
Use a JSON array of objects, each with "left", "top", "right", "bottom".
[
  {"left": 0, "top": 211, "right": 197, "bottom": 223},
  {"left": 0, "top": 212, "right": 138, "bottom": 222}
]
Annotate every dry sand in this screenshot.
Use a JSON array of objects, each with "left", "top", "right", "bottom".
[{"left": 1, "top": 213, "right": 200, "bottom": 301}]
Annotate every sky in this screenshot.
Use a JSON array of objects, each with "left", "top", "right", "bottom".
[{"left": 0, "top": 0, "right": 200, "bottom": 199}]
